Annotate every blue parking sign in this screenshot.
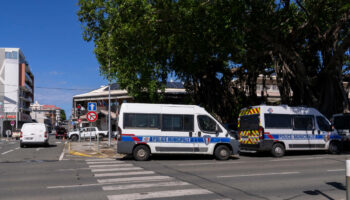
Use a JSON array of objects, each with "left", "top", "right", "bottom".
[{"left": 88, "top": 102, "right": 97, "bottom": 111}]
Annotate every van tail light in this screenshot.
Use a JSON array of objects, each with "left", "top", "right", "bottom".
[
  {"left": 237, "top": 131, "right": 241, "bottom": 140},
  {"left": 20, "top": 132, "right": 23, "bottom": 138},
  {"left": 117, "top": 126, "right": 122, "bottom": 141},
  {"left": 44, "top": 132, "right": 48, "bottom": 138},
  {"left": 258, "top": 126, "right": 264, "bottom": 140}
]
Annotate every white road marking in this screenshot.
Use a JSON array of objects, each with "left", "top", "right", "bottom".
[
  {"left": 270, "top": 157, "right": 325, "bottom": 162},
  {"left": 176, "top": 161, "right": 245, "bottom": 166},
  {"left": 36, "top": 148, "right": 43, "bottom": 151},
  {"left": 15, "top": 147, "right": 20, "bottom": 150},
  {"left": 327, "top": 169, "right": 345, "bottom": 172},
  {"left": 56, "top": 168, "right": 90, "bottom": 171},
  {"left": 55, "top": 142, "right": 62, "bottom": 144},
  {"left": 86, "top": 161, "right": 124, "bottom": 165},
  {"left": 218, "top": 172, "right": 300, "bottom": 178},
  {"left": 95, "top": 171, "right": 155, "bottom": 177},
  {"left": 103, "top": 180, "right": 190, "bottom": 191},
  {"left": 48, "top": 182, "right": 104, "bottom": 189},
  {"left": 89, "top": 164, "right": 133, "bottom": 168},
  {"left": 91, "top": 167, "right": 143, "bottom": 173},
  {"left": 107, "top": 189, "right": 212, "bottom": 200},
  {"left": 98, "top": 176, "right": 173, "bottom": 184},
  {"left": 1, "top": 149, "right": 14, "bottom": 155},
  {"left": 59, "top": 151, "right": 65, "bottom": 161},
  {"left": 86, "top": 158, "right": 115, "bottom": 162}
]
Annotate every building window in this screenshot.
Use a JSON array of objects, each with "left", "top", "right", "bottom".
[{"left": 5, "top": 51, "right": 18, "bottom": 59}]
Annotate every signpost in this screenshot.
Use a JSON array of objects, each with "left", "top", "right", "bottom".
[
  {"left": 86, "top": 111, "right": 98, "bottom": 148},
  {"left": 9, "top": 120, "right": 15, "bottom": 140}
]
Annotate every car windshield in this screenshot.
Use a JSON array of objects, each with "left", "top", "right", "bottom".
[{"left": 334, "top": 115, "right": 350, "bottom": 130}]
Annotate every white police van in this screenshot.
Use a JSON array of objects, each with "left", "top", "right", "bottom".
[
  {"left": 332, "top": 113, "right": 350, "bottom": 149},
  {"left": 238, "top": 105, "right": 341, "bottom": 157},
  {"left": 117, "top": 103, "right": 239, "bottom": 161}
]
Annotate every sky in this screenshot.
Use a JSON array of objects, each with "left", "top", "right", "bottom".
[{"left": 0, "top": 0, "right": 107, "bottom": 118}]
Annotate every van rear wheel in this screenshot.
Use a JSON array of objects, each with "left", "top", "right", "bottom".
[
  {"left": 214, "top": 145, "right": 230, "bottom": 160},
  {"left": 133, "top": 145, "right": 150, "bottom": 161},
  {"left": 271, "top": 143, "right": 285, "bottom": 157}
]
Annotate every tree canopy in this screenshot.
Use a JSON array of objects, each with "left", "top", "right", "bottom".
[{"left": 78, "top": 0, "right": 350, "bottom": 125}]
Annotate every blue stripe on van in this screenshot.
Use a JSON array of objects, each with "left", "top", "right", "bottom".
[
  {"left": 121, "top": 135, "right": 231, "bottom": 143},
  {"left": 266, "top": 134, "right": 327, "bottom": 140}
]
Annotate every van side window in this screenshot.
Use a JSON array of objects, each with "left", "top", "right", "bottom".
[
  {"left": 197, "top": 115, "right": 221, "bottom": 133},
  {"left": 265, "top": 114, "right": 292, "bottom": 129},
  {"left": 316, "top": 116, "right": 331, "bottom": 131},
  {"left": 124, "top": 113, "right": 160, "bottom": 129},
  {"left": 162, "top": 114, "right": 194, "bottom": 132},
  {"left": 293, "top": 115, "right": 314, "bottom": 130}
]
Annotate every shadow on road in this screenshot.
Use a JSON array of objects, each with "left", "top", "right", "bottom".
[
  {"left": 303, "top": 190, "right": 335, "bottom": 200},
  {"left": 240, "top": 150, "right": 350, "bottom": 158},
  {"left": 21, "top": 144, "right": 57, "bottom": 148},
  {"left": 119, "top": 154, "right": 240, "bottom": 161},
  {"left": 327, "top": 182, "right": 346, "bottom": 190}
]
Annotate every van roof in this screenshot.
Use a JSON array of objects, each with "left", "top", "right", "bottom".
[
  {"left": 241, "top": 105, "right": 322, "bottom": 116},
  {"left": 121, "top": 103, "right": 207, "bottom": 114}
]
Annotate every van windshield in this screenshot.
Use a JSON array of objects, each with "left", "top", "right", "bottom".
[
  {"left": 334, "top": 115, "right": 350, "bottom": 130},
  {"left": 240, "top": 115, "right": 259, "bottom": 131}
]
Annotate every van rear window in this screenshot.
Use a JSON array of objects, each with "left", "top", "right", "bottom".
[
  {"left": 265, "top": 114, "right": 292, "bottom": 129},
  {"left": 334, "top": 115, "right": 350, "bottom": 130},
  {"left": 240, "top": 115, "right": 259, "bottom": 130}
]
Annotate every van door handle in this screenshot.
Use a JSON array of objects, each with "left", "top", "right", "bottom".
[
  {"left": 189, "top": 132, "right": 192, "bottom": 137},
  {"left": 198, "top": 131, "right": 201, "bottom": 137}
]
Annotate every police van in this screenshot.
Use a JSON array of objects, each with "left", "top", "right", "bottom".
[
  {"left": 332, "top": 113, "right": 350, "bottom": 149},
  {"left": 117, "top": 103, "right": 239, "bottom": 161},
  {"left": 238, "top": 105, "right": 341, "bottom": 157}
]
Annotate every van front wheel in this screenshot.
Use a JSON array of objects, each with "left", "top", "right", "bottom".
[
  {"left": 133, "top": 145, "right": 150, "bottom": 161},
  {"left": 214, "top": 145, "right": 230, "bottom": 160},
  {"left": 329, "top": 142, "right": 340, "bottom": 154},
  {"left": 271, "top": 143, "right": 285, "bottom": 157}
]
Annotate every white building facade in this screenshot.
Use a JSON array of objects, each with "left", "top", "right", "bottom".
[{"left": 0, "top": 48, "right": 34, "bottom": 136}]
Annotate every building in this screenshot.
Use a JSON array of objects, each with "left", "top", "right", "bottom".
[
  {"left": 71, "top": 82, "right": 187, "bottom": 131},
  {"left": 0, "top": 48, "right": 34, "bottom": 136},
  {"left": 30, "top": 101, "right": 62, "bottom": 129}
]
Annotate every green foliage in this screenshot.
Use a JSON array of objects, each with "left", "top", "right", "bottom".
[{"left": 60, "top": 110, "right": 66, "bottom": 121}]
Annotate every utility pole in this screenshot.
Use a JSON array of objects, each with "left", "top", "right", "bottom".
[{"left": 108, "top": 59, "right": 111, "bottom": 147}]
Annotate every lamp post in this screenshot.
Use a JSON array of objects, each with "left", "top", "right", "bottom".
[{"left": 108, "top": 59, "right": 111, "bottom": 147}]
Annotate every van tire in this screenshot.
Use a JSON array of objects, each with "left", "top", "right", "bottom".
[
  {"left": 71, "top": 135, "right": 79, "bottom": 142},
  {"left": 329, "top": 142, "right": 340, "bottom": 154},
  {"left": 214, "top": 145, "right": 230, "bottom": 160},
  {"left": 271, "top": 143, "right": 285, "bottom": 157},
  {"left": 133, "top": 145, "right": 150, "bottom": 161}
]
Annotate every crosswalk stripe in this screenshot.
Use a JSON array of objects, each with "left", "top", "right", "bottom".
[
  {"left": 107, "top": 189, "right": 212, "bottom": 200},
  {"left": 98, "top": 176, "right": 172, "bottom": 184},
  {"left": 89, "top": 164, "right": 133, "bottom": 168},
  {"left": 91, "top": 167, "right": 143, "bottom": 173},
  {"left": 86, "top": 161, "right": 125, "bottom": 165},
  {"left": 102, "top": 180, "right": 190, "bottom": 191},
  {"left": 95, "top": 171, "right": 154, "bottom": 177},
  {"left": 86, "top": 158, "right": 115, "bottom": 162}
]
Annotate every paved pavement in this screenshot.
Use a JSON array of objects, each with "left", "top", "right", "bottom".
[{"left": 0, "top": 136, "right": 349, "bottom": 200}]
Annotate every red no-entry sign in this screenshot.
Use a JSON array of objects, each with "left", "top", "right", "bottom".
[{"left": 86, "top": 111, "right": 98, "bottom": 122}]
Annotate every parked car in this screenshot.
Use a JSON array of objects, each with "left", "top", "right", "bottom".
[
  {"left": 238, "top": 105, "right": 341, "bottom": 157},
  {"left": 332, "top": 113, "right": 350, "bottom": 150},
  {"left": 55, "top": 127, "right": 67, "bottom": 139},
  {"left": 117, "top": 103, "right": 239, "bottom": 161},
  {"left": 68, "top": 127, "right": 108, "bottom": 141},
  {"left": 20, "top": 123, "right": 49, "bottom": 148}
]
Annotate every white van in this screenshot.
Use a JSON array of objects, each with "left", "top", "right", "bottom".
[
  {"left": 117, "top": 103, "right": 239, "bottom": 161},
  {"left": 238, "top": 105, "right": 341, "bottom": 157},
  {"left": 20, "top": 123, "right": 49, "bottom": 148},
  {"left": 332, "top": 113, "right": 350, "bottom": 149}
]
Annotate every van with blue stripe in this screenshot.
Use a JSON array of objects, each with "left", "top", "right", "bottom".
[
  {"left": 238, "top": 105, "right": 341, "bottom": 157},
  {"left": 117, "top": 103, "right": 239, "bottom": 161}
]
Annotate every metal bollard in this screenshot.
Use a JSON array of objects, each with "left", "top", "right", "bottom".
[{"left": 347, "top": 160, "right": 350, "bottom": 200}]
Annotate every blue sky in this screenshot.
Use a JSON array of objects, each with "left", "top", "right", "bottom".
[{"left": 0, "top": 0, "right": 106, "bottom": 118}]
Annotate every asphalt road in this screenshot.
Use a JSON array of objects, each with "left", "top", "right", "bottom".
[{"left": 0, "top": 137, "right": 349, "bottom": 200}]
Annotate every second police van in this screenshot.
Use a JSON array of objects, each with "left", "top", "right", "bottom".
[
  {"left": 117, "top": 103, "right": 239, "bottom": 161},
  {"left": 238, "top": 105, "right": 341, "bottom": 157}
]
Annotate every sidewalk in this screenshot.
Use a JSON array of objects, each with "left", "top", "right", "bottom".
[{"left": 67, "top": 139, "right": 124, "bottom": 159}]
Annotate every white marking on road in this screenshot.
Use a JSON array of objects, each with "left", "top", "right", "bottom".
[
  {"left": 327, "top": 169, "right": 345, "bottom": 172},
  {"left": 98, "top": 176, "right": 173, "bottom": 184},
  {"left": 102, "top": 180, "right": 190, "bottom": 191},
  {"left": 176, "top": 161, "right": 245, "bottom": 166},
  {"left": 89, "top": 164, "right": 133, "bottom": 168},
  {"left": 15, "top": 147, "right": 20, "bottom": 150},
  {"left": 48, "top": 183, "right": 104, "bottom": 189},
  {"left": 91, "top": 167, "right": 143, "bottom": 173},
  {"left": 95, "top": 171, "right": 154, "bottom": 177},
  {"left": 1, "top": 149, "right": 14, "bottom": 155},
  {"left": 55, "top": 142, "right": 62, "bottom": 144},
  {"left": 56, "top": 168, "right": 90, "bottom": 171},
  {"left": 218, "top": 172, "right": 300, "bottom": 178},
  {"left": 270, "top": 157, "right": 325, "bottom": 162},
  {"left": 86, "top": 161, "right": 124, "bottom": 165},
  {"left": 59, "top": 151, "right": 65, "bottom": 161},
  {"left": 107, "top": 189, "right": 212, "bottom": 200},
  {"left": 86, "top": 158, "right": 115, "bottom": 162},
  {"left": 36, "top": 148, "right": 43, "bottom": 151}
]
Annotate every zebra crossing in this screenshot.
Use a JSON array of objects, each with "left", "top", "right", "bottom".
[{"left": 85, "top": 158, "right": 231, "bottom": 200}]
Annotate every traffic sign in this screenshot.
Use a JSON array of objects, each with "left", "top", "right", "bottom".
[
  {"left": 86, "top": 111, "right": 98, "bottom": 122},
  {"left": 10, "top": 120, "right": 15, "bottom": 126},
  {"left": 88, "top": 102, "right": 97, "bottom": 111},
  {"left": 78, "top": 118, "right": 82, "bottom": 124}
]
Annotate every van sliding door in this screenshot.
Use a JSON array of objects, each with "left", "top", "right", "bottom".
[{"left": 292, "top": 115, "right": 314, "bottom": 150}]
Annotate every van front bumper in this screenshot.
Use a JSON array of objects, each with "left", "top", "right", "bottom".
[
  {"left": 230, "top": 139, "right": 240, "bottom": 155},
  {"left": 240, "top": 140, "right": 274, "bottom": 152},
  {"left": 117, "top": 141, "right": 135, "bottom": 154}
]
